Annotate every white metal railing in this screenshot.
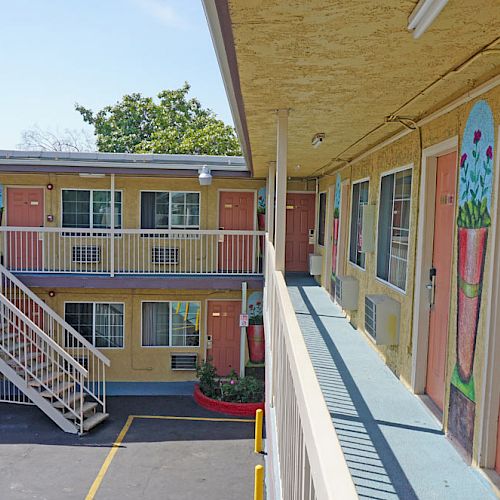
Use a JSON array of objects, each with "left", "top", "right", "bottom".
[
  {"left": 0, "top": 264, "right": 109, "bottom": 411},
  {"left": 264, "top": 235, "right": 357, "bottom": 500},
  {"left": 0, "top": 227, "right": 265, "bottom": 275},
  {"left": 0, "top": 294, "right": 87, "bottom": 432}
]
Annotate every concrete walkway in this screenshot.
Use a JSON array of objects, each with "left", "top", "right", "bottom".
[{"left": 286, "top": 274, "right": 497, "bottom": 500}]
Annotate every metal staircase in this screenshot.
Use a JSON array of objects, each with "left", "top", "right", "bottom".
[{"left": 0, "top": 264, "right": 110, "bottom": 434}]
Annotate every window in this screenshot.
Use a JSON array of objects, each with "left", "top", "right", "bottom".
[
  {"left": 317, "top": 192, "right": 327, "bottom": 246},
  {"left": 142, "top": 301, "right": 200, "bottom": 347},
  {"left": 349, "top": 180, "right": 369, "bottom": 269},
  {"left": 141, "top": 192, "right": 200, "bottom": 230},
  {"left": 62, "top": 190, "right": 122, "bottom": 229},
  {"left": 377, "top": 168, "right": 412, "bottom": 291},
  {"left": 65, "top": 302, "right": 124, "bottom": 348}
]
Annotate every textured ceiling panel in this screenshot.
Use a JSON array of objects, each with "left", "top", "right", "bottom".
[{"left": 227, "top": 0, "right": 500, "bottom": 177}]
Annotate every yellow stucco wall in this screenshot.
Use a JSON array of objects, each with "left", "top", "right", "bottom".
[
  {"left": 316, "top": 85, "right": 500, "bottom": 464},
  {"left": 32, "top": 287, "right": 255, "bottom": 382}
]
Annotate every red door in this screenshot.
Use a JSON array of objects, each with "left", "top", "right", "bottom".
[
  {"left": 207, "top": 301, "right": 241, "bottom": 376},
  {"left": 7, "top": 188, "right": 44, "bottom": 271},
  {"left": 285, "top": 193, "right": 315, "bottom": 272},
  {"left": 425, "top": 152, "right": 457, "bottom": 411},
  {"left": 218, "top": 191, "right": 255, "bottom": 272}
]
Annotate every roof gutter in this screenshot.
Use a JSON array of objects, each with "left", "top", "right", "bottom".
[{"left": 202, "top": 0, "right": 254, "bottom": 174}]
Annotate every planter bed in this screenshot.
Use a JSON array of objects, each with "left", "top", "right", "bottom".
[{"left": 193, "top": 384, "right": 264, "bottom": 417}]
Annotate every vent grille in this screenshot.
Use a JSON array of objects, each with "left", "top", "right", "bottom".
[
  {"left": 335, "top": 276, "right": 342, "bottom": 304},
  {"left": 365, "top": 296, "right": 376, "bottom": 339},
  {"left": 171, "top": 353, "right": 197, "bottom": 371},
  {"left": 152, "top": 247, "right": 179, "bottom": 264},
  {"left": 72, "top": 246, "right": 101, "bottom": 263}
]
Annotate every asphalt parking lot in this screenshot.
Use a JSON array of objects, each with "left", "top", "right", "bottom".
[{"left": 0, "top": 396, "right": 263, "bottom": 500}]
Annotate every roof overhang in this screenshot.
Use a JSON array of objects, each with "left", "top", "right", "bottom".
[{"left": 204, "top": 0, "right": 500, "bottom": 178}]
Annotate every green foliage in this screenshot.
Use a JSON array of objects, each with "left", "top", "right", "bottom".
[
  {"left": 196, "top": 362, "right": 264, "bottom": 403},
  {"left": 457, "top": 198, "right": 491, "bottom": 229},
  {"left": 76, "top": 82, "right": 241, "bottom": 156}
]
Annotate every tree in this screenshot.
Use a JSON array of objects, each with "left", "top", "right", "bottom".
[
  {"left": 18, "top": 125, "right": 95, "bottom": 152},
  {"left": 76, "top": 83, "right": 241, "bottom": 156}
]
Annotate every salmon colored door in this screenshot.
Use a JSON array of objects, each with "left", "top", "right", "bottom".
[
  {"left": 207, "top": 301, "right": 241, "bottom": 376},
  {"left": 425, "top": 152, "right": 457, "bottom": 411},
  {"left": 7, "top": 188, "right": 44, "bottom": 270},
  {"left": 285, "top": 193, "right": 315, "bottom": 272},
  {"left": 218, "top": 191, "right": 255, "bottom": 272}
]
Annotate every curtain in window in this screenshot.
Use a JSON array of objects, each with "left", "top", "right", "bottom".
[
  {"left": 142, "top": 302, "right": 169, "bottom": 346},
  {"left": 377, "top": 174, "right": 394, "bottom": 281},
  {"left": 141, "top": 192, "right": 156, "bottom": 229},
  {"left": 349, "top": 184, "right": 360, "bottom": 264},
  {"left": 318, "top": 193, "right": 326, "bottom": 246}
]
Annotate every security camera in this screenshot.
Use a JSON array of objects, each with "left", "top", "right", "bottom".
[{"left": 311, "top": 133, "right": 325, "bottom": 148}]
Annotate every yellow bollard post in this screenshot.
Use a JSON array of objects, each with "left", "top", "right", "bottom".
[
  {"left": 254, "top": 465, "right": 264, "bottom": 500},
  {"left": 254, "top": 409, "right": 263, "bottom": 454}
]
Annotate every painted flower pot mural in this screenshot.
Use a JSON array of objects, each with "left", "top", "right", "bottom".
[
  {"left": 257, "top": 189, "right": 266, "bottom": 230},
  {"left": 456, "top": 127, "right": 493, "bottom": 387},
  {"left": 448, "top": 100, "right": 494, "bottom": 458},
  {"left": 330, "top": 174, "right": 341, "bottom": 298},
  {"left": 247, "top": 300, "right": 265, "bottom": 363}
]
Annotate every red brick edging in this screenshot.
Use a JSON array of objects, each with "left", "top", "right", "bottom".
[{"left": 193, "top": 384, "right": 264, "bottom": 417}]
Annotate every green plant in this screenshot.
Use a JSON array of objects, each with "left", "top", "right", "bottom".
[
  {"left": 196, "top": 362, "right": 264, "bottom": 403},
  {"left": 196, "top": 361, "right": 218, "bottom": 399}
]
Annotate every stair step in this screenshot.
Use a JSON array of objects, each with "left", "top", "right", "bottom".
[
  {"left": 5, "top": 342, "right": 26, "bottom": 354},
  {"left": 29, "top": 371, "right": 63, "bottom": 388},
  {"left": 83, "top": 412, "right": 109, "bottom": 432},
  {"left": 40, "top": 381, "right": 74, "bottom": 398},
  {"left": 1, "top": 333, "right": 18, "bottom": 344},
  {"left": 52, "top": 391, "right": 84, "bottom": 409},
  {"left": 19, "top": 360, "right": 51, "bottom": 374},
  {"left": 64, "top": 401, "right": 98, "bottom": 419},
  {"left": 8, "top": 351, "right": 39, "bottom": 366}
]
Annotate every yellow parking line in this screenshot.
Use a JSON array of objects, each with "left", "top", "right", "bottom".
[{"left": 85, "top": 414, "right": 255, "bottom": 499}]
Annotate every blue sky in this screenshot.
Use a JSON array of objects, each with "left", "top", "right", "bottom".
[{"left": 0, "top": 0, "right": 232, "bottom": 149}]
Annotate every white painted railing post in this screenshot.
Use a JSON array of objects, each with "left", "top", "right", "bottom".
[{"left": 275, "top": 109, "right": 288, "bottom": 272}]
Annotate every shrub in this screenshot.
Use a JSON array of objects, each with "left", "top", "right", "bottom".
[{"left": 196, "top": 362, "right": 264, "bottom": 403}]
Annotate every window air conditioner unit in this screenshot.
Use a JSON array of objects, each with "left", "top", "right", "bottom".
[
  {"left": 364, "top": 295, "right": 400, "bottom": 345},
  {"left": 171, "top": 353, "right": 197, "bottom": 371},
  {"left": 335, "top": 275, "right": 359, "bottom": 310},
  {"left": 72, "top": 246, "right": 101, "bottom": 263},
  {"left": 152, "top": 247, "right": 179, "bottom": 265},
  {"left": 308, "top": 254, "right": 322, "bottom": 276}
]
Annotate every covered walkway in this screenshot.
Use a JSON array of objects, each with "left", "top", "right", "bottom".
[{"left": 286, "top": 275, "right": 496, "bottom": 500}]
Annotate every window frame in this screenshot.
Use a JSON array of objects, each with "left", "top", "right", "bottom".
[
  {"left": 140, "top": 300, "right": 201, "bottom": 348},
  {"left": 64, "top": 301, "right": 125, "bottom": 349},
  {"left": 139, "top": 190, "right": 201, "bottom": 231},
  {"left": 375, "top": 164, "right": 414, "bottom": 294},
  {"left": 61, "top": 188, "right": 123, "bottom": 231},
  {"left": 348, "top": 178, "right": 370, "bottom": 271},
  {"left": 317, "top": 191, "right": 327, "bottom": 247}
]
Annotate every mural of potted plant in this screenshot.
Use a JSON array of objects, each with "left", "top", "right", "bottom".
[
  {"left": 257, "top": 188, "right": 266, "bottom": 230},
  {"left": 454, "top": 101, "right": 494, "bottom": 399},
  {"left": 247, "top": 295, "right": 265, "bottom": 363}
]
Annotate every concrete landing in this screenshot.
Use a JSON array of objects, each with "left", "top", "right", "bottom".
[{"left": 286, "top": 274, "right": 496, "bottom": 500}]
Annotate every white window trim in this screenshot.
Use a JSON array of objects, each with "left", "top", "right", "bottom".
[
  {"left": 375, "top": 164, "right": 414, "bottom": 294},
  {"left": 139, "top": 190, "right": 201, "bottom": 230},
  {"left": 140, "top": 300, "right": 201, "bottom": 348},
  {"left": 61, "top": 188, "right": 123, "bottom": 230},
  {"left": 64, "top": 301, "right": 125, "bottom": 350},
  {"left": 348, "top": 177, "right": 370, "bottom": 271},
  {"left": 317, "top": 191, "right": 327, "bottom": 247}
]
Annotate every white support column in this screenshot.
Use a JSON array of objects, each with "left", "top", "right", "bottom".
[
  {"left": 240, "top": 281, "right": 247, "bottom": 376},
  {"left": 275, "top": 109, "right": 288, "bottom": 272},
  {"left": 266, "top": 161, "right": 276, "bottom": 244},
  {"left": 110, "top": 174, "right": 115, "bottom": 277}
]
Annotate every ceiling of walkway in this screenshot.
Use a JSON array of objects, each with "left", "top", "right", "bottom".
[{"left": 224, "top": 0, "right": 500, "bottom": 177}]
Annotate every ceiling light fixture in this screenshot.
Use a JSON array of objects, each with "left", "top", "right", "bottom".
[
  {"left": 408, "top": 0, "right": 448, "bottom": 39},
  {"left": 198, "top": 165, "right": 212, "bottom": 186}
]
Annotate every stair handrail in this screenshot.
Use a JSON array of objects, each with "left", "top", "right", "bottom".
[
  {"left": 0, "top": 294, "right": 88, "bottom": 376},
  {"left": 0, "top": 264, "right": 110, "bottom": 366}
]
